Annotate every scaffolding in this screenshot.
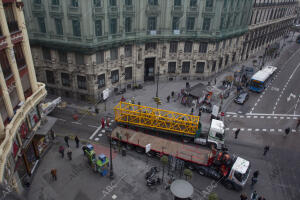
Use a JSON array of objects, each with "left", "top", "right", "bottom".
[{"left": 114, "top": 101, "right": 200, "bottom": 136}]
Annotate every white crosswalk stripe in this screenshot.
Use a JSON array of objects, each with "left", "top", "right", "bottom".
[
  {"left": 247, "top": 128, "right": 252, "bottom": 131},
  {"left": 270, "top": 129, "right": 274, "bottom": 132},
  {"left": 255, "top": 129, "right": 260, "bottom": 131}
]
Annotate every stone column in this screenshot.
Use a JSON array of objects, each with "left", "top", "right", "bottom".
[
  {"left": 13, "top": 2, "right": 38, "bottom": 92},
  {"left": 0, "top": 112, "right": 4, "bottom": 134},
  {"left": 0, "top": 67, "right": 14, "bottom": 118},
  {"left": 0, "top": 2, "right": 25, "bottom": 102}
]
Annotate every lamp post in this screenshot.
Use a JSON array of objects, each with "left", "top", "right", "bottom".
[
  {"left": 155, "top": 66, "right": 160, "bottom": 97},
  {"left": 119, "top": 55, "right": 124, "bottom": 92},
  {"left": 109, "top": 130, "right": 114, "bottom": 179}
]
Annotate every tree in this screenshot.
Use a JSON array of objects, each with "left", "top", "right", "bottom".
[
  {"left": 183, "top": 168, "right": 193, "bottom": 181},
  {"left": 160, "top": 155, "right": 168, "bottom": 183},
  {"left": 208, "top": 192, "right": 218, "bottom": 200}
]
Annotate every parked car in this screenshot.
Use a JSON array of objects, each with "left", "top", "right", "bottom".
[{"left": 234, "top": 92, "right": 249, "bottom": 105}]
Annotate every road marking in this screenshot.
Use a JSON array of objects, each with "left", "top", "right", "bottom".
[
  {"left": 88, "top": 125, "right": 98, "bottom": 128},
  {"left": 262, "top": 129, "right": 267, "bottom": 132},
  {"left": 280, "top": 117, "right": 284, "bottom": 119},
  {"left": 274, "top": 117, "right": 278, "bottom": 119},
  {"left": 95, "top": 138, "right": 99, "bottom": 141},
  {"left": 241, "top": 128, "right": 245, "bottom": 131},
  {"left": 232, "top": 128, "right": 237, "bottom": 131},
  {"left": 267, "top": 116, "right": 271, "bottom": 119},
  {"left": 226, "top": 115, "right": 231, "bottom": 117},
  {"left": 278, "top": 129, "right": 282, "bottom": 132},
  {"left": 71, "top": 122, "right": 81, "bottom": 125},
  {"left": 255, "top": 129, "right": 260, "bottom": 131},
  {"left": 247, "top": 113, "right": 300, "bottom": 117},
  {"left": 293, "top": 117, "right": 298, "bottom": 120},
  {"left": 238, "top": 111, "right": 242, "bottom": 114},
  {"left": 247, "top": 116, "right": 251, "bottom": 118},
  {"left": 260, "top": 116, "right": 264, "bottom": 119},
  {"left": 233, "top": 115, "right": 237, "bottom": 118},
  {"left": 58, "top": 118, "right": 66, "bottom": 122},
  {"left": 270, "top": 129, "right": 274, "bottom": 132},
  {"left": 286, "top": 117, "right": 290, "bottom": 119},
  {"left": 253, "top": 116, "right": 258, "bottom": 119},
  {"left": 225, "top": 128, "right": 230, "bottom": 131},
  {"left": 292, "top": 129, "right": 296, "bottom": 133},
  {"left": 226, "top": 112, "right": 237, "bottom": 115},
  {"left": 89, "top": 126, "right": 102, "bottom": 140},
  {"left": 98, "top": 134, "right": 103, "bottom": 137},
  {"left": 240, "top": 116, "right": 244, "bottom": 118},
  {"left": 248, "top": 128, "right": 252, "bottom": 131}
]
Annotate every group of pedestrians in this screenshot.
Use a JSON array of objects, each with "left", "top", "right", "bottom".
[
  {"left": 240, "top": 170, "right": 267, "bottom": 200},
  {"left": 51, "top": 135, "right": 81, "bottom": 181}
]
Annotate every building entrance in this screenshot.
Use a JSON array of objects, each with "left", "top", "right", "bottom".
[{"left": 144, "top": 58, "right": 155, "bottom": 82}]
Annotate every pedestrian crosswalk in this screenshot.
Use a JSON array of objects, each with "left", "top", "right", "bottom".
[
  {"left": 224, "top": 127, "right": 298, "bottom": 134},
  {"left": 225, "top": 113, "right": 299, "bottom": 120}
]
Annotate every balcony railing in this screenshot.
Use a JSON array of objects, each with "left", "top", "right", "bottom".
[
  {"left": 0, "top": 82, "right": 47, "bottom": 183},
  {"left": 7, "top": 21, "right": 19, "bottom": 33}
]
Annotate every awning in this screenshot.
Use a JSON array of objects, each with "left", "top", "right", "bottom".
[{"left": 35, "top": 116, "right": 57, "bottom": 135}]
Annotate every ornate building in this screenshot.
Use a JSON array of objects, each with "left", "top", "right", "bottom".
[
  {"left": 0, "top": 0, "right": 47, "bottom": 192},
  {"left": 23, "top": 0, "right": 253, "bottom": 101},
  {"left": 241, "top": 0, "right": 297, "bottom": 60}
]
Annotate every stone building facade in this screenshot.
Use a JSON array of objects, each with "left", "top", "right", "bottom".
[
  {"left": 23, "top": 0, "right": 253, "bottom": 101},
  {"left": 0, "top": 0, "right": 47, "bottom": 193},
  {"left": 241, "top": 0, "right": 297, "bottom": 60}
]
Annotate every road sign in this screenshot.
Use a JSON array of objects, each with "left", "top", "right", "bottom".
[
  {"left": 145, "top": 144, "right": 151, "bottom": 153},
  {"left": 103, "top": 88, "right": 110, "bottom": 100}
]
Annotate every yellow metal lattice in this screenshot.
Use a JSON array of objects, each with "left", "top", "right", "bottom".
[{"left": 114, "top": 101, "right": 199, "bottom": 136}]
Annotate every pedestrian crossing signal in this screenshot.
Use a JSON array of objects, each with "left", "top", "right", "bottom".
[{"left": 153, "top": 97, "right": 162, "bottom": 105}]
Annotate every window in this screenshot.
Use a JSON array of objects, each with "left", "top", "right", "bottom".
[
  {"left": 58, "top": 51, "right": 67, "bottom": 63},
  {"left": 125, "top": 17, "right": 132, "bottom": 33},
  {"left": 42, "top": 48, "right": 51, "bottom": 61},
  {"left": 219, "top": 57, "right": 223, "bottom": 69},
  {"left": 52, "top": 0, "right": 59, "bottom": 5},
  {"left": 212, "top": 60, "right": 216, "bottom": 72},
  {"left": 206, "top": 0, "right": 213, "bottom": 8},
  {"left": 94, "top": 0, "right": 101, "bottom": 7},
  {"left": 223, "top": 0, "right": 227, "bottom": 8},
  {"left": 77, "top": 75, "right": 87, "bottom": 90},
  {"left": 148, "top": 17, "right": 156, "bottom": 31},
  {"left": 0, "top": 50, "right": 11, "bottom": 78},
  {"left": 55, "top": 18, "right": 63, "bottom": 35},
  {"left": 172, "top": 17, "right": 180, "bottom": 30},
  {"left": 34, "top": 0, "right": 41, "bottom": 4},
  {"left": 182, "top": 62, "right": 190, "bottom": 73},
  {"left": 187, "top": 17, "right": 195, "bottom": 30},
  {"left": 95, "top": 20, "right": 102, "bottom": 36},
  {"left": 72, "top": 19, "right": 81, "bottom": 36},
  {"left": 168, "top": 62, "right": 176, "bottom": 73},
  {"left": 96, "top": 51, "right": 104, "bottom": 64},
  {"left": 125, "top": 0, "right": 132, "bottom": 6},
  {"left": 13, "top": 43, "right": 26, "bottom": 69},
  {"left": 202, "top": 17, "right": 211, "bottom": 31},
  {"left": 145, "top": 42, "right": 156, "bottom": 51},
  {"left": 75, "top": 53, "right": 84, "bottom": 65},
  {"left": 225, "top": 55, "right": 229, "bottom": 65},
  {"left": 38, "top": 17, "right": 46, "bottom": 33},
  {"left": 125, "top": 67, "right": 132, "bottom": 80},
  {"left": 98, "top": 74, "right": 105, "bottom": 89},
  {"left": 199, "top": 42, "right": 208, "bottom": 53},
  {"left": 125, "top": 45, "right": 132, "bottom": 57},
  {"left": 148, "top": 0, "right": 158, "bottom": 5},
  {"left": 111, "top": 70, "right": 119, "bottom": 83},
  {"left": 169, "top": 42, "right": 178, "bottom": 53},
  {"left": 61, "top": 73, "right": 71, "bottom": 87},
  {"left": 222, "top": 40, "right": 226, "bottom": 49},
  {"left": 220, "top": 17, "right": 225, "bottom": 29},
  {"left": 190, "top": 0, "right": 197, "bottom": 7},
  {"left": 71, "top": 0, "right": 79, "bottom": 7},
  {"left": 174, "top": 0, "right": 181, "bottom": 6},
  {"left": 46, "top": 70, "right": 55, "bottom": 84},
  {"left": 110, "top": 0, "right": 116, "bottom": 6},
  {"left": 110, "top": 48, "right": 118, "bottom": 60},
  {"left": 184, "top": 41, "right": 193, "bottom": 53},
  {"left": 196, "top": 62, "right": 205, "bottom": 73},
  {"left": 110, "top": 18, "right": 117, "bottom": 34}
]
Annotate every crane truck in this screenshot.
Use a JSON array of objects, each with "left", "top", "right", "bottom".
[{"left": 111, "top": 102, "right": 251, "bottom": 190}]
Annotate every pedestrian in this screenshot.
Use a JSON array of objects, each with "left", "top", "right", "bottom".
[
  {"left": 251, "top": 190, "right": 258, "bottom": 200},
  {"left": 198, "top": 110, "right": 202, "bottom": 117},
  {"left": 253, "top": 170, "right": 259, "bottom": 178},
  {"left": 234, "top": 128, "right": 241, "bottom": 139},
  {"left": 177, "top": 92, "right": 181, "bottom": 100},
  {"left": 167, "top": 96, "right": 170, "bottom": 103},
  {"left": 106, "top": 117, "right": 110, "bottom": 127},
  {"left": 67, "top": 148, "right": 72, "bottom": 160},
  {"left": 285, "top": 127, "right": 290, "bottom": 136},
  {"left": 263, "top": 145, "right": 270, "bottom": 156},
  {"left": 190, "top": 108, "right": 194, "bottom": 115},
  {"left": 64, "top": 136, "right": 69, "bottom": 147},
  {"left": 51, "top": 169, "right": 57, "bottom": 181},
  {"left": 120, "top": 96, "right": 126, "bottom": 102},
  {"left": 214, "top": 78, "right": 217, "bottom": 85},
  {"left": 251, "top": 176, "right": 258, "bottom": 188},
  {"left": 75, "top": 136, "right": 80, "bottom": 148},
  {"left": 296, "top": 119, "right": 300, "bottom": 129},
  {"left": 240, "top": 193, "right": 248, "bottom": 200},
  {"left": 101, "top": 118, "right": 105, "bottom": 129},
  {"left": 171, "top": 91, "right": 175, "bottom": 98},
  {"left": 59, "top": 145, "right": 64, "bottom": 158},
  {"left": 50, "top": 129, "right": 55, "bottom": 140}
]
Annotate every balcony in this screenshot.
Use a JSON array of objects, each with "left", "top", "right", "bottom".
[
  {"left": 146, "top": 4, "right": 160, "bottom": 15},
  {"left": 10, "top": 30, "right": 23, "bottom": 44},
  {"left": 7, "top": 21, "right": 19, "bottom": 33},
  {"left": 123, "top": 5, "right": 134, "bottom": 14},
  {"left": 0, "top": 82, "right": 47, "bottom": 183},
  {"left": 108, "top": 6, "right": 118, "bottom": 13},
  {"left": 49, "top": 5, "right": 62, "bottom": 15},
  {"left": 171, "top": 6, "right": 183, "bottom": 16},
  {"left": 0, "top": 36, "right": 8, "bottom": 50},
  {"left": 68, "top": 6, "right": 81, "bottom": 17}
]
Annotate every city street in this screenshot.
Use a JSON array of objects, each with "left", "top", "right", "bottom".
[{"left": 28, "top": 37, "right": 300, "bottom": 200}]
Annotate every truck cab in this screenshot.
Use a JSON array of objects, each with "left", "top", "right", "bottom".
[
  {"left": 226, "top": 157, "right": 251, "bottom": 190},
  {"left": 207, "top": 119, "right": 225, "bottom": 149}
]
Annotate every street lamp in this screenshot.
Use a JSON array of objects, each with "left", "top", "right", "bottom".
[
  {"left": 109, "top": 129, "right": 114, "bottom": 179},
  {"left": 119, "top": 55, "right": 124, "bottom": 92},
  {"left": 156, "top": 66, "right": 160, "bottom": 97}
]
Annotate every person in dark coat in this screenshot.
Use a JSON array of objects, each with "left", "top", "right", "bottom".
[
  {"left": 75, "top": 136, "right": 80, "bottom": 148},
  {"left": 240, "top": 193, "right": 248, "bottom": 200},
  {"left": 64, "top": 136, "right": 69, "bottom": 147},
  {"left": 285, "top": 127, "right": 290, "bottom": 136},
  {"left": 59, "top": 146, "right": 64, "bottom": 158},
  {"left": 51, "top": 169, "right": 57, "bottom": 181},
  {"left": 234, "top": 129, "right": 241, "bottom": 139},
  {"left": 263, "top": 145, "right": 270, "bottom": 156},
  {"left": 67, "top": 148, "right": 72, "bottom": 160}
]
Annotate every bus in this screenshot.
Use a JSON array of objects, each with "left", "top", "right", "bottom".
[{"left": 249, "top": 66, "right": 277, "bottom": 93}]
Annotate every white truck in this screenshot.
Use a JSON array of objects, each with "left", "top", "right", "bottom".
[{"left": 41, "top": 97, "right": 62, "bottom": 116}]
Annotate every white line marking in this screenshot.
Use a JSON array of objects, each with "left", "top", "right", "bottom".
[
  {"left": 255, "top": 129, "right": 260, "bottom": 131},
  {"left": 226, "top": 115, "right": 231, "bottom": 117},
  {"left": 267, "top": 116, "right": 271, "bottom": 119},
  {"left": 225, "top": 128, "right": 230, "bottom": 131},
  {"left": 274, "top": 117, "right": 278, "bottom": 119},
  {"left": 292, "top": 129, "right": 296, "bottom": 133},
  {"left": 280, "top": 117, "right": 284, "bottom": 119},
  {"left": 278, "top": 129, "right": 282, "bottom": 132},
  {"left": 247, "top": 113, "right": 300, "bottom": 117},
  {"left": 286, "top": 117, "right": 290, "bottom": 119},
  {"left": 260, "top": 116, "right": 264, "bottom": 119},
  {"left": 238, "top": 111, "right": 242, "bottom": 114},
  {"left": 262, "top": 129, "right": 267, "bottom": 131},
  {"left": 270, "top": 129, "right": 274, "bottom": 132},
  {"left": 232, "top": 128, "right": 237, "bottom": 131},
  {"left": 88, "top": 125, "right": 98, "bottom": 128},
  {"left": 247, "top": 116, "right": 251, "bottom": 118},
  {"left": 89, "top": 126, "right": 102, "bottom": 140},
  {"left": 95, "top": 138, "right": 99, "bottom": 141},
  {"left": 233, "top": 115, "right": 237, "bottom": 118},
  {"left": 72, "top": 122, "right": 81, "bottom": 125},
  {"left": 240, "top": 116, "right": 244, "bottom": 118},
  {"left": 248, "top": 128, "right": 252, "bottom": 131},
  {"left": 293, "top": 117, "right": 298, "bottom": 120},
  {"left": 58, "top": 118, "right": 66, "bottom": 122},
  {"left": 226, "top": 112, "right": 237, "bottom": 115},
  {"left": 241, "top": 128, "right": 245, "bottom": 131},
  {"left": 253, "top": 116, "right": 258, "bottom": 119}
]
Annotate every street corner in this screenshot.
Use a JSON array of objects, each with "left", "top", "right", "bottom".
[{"left": 93, "top": 143, "right": 117, "bottom": 159}]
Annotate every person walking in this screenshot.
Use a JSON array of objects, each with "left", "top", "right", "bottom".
[
  {"left": 167, "top": 96, "right": 170, "bottom": 103},
  {"left": 171, "top": 91, "right": 175, "bottom": 98},
  {"left": 67, "top": 148, "right": 72, "bottom": 160},
  {"left": 51, "top": 169, "right": 57, "bottom": 181},
  {"left": 234, "top": 128, "right": 241, "bottom": 139},
  {"left": 198, "top": 110, "right": 202, "bottom": 117},
  {"left": 64, "top": 136, "right": 69, "bottom": 147},
  {"left": 240, "top": 193, "right": 248, "bottom": 200},
  {"left": 101, "top": 118, "right": 105, "bottom": 129},
  {"left": 190, "top": 108, "right": 194, "bottom": 115},
  {"left": 258, "top": 196, "right": 266, "bottom": 200},
  {"left": 75, "top": 136, "right": 80, "bottom": 148},
  {"left": 285, "top": 127, "right": 290, "bottom": 136},
  {"left": 59, "top": 145, "right": 64, "bottom": 158},
  {"left": 251, "top": 191, "right": 258, "bottom": 200},
  {"left": 251, "top": 175, "right": 258, "bottom": 188},
  {"left": 263, "top": 145, "right": 270, "bottom": 156},
  {"left": 253, "top": 170, "right": 259, "bottom": 178}
]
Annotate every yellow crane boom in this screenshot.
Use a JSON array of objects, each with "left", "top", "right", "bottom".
[{"left": 114, "top": 101, "right": 200, "bottom": 136}]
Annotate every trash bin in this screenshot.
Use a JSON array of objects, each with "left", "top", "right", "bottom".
[{"left": 122, "top": 148, "right": 126, "bottom": 156}]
